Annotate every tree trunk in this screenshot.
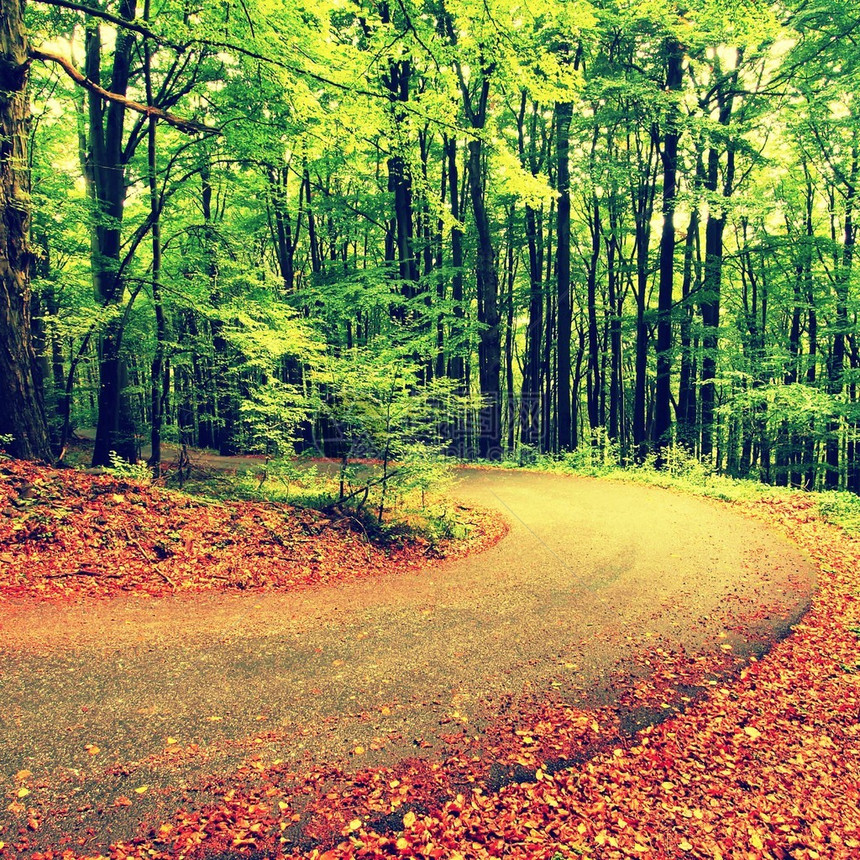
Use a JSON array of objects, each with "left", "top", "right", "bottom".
[
  {"left": 0, "top": 0, "right": 52, "bottom": 460},
  {"left": 444, "top": 135, "right": 469, "bottom": 455},
  {"left": 699, "top": 58, "right": 739, "bottom": 461},
  {"left": 86, "top": 1, "right": 139, "bottom": 466},
  {"left": 143, "top": 20, "right": 166, "bottom": 476},
  {"left": 586, "top": 194, "right": 602, "bottom": 434},
  {"left": 516, "top": 94, "right": 546, "bottom": 450},
  {"left": 653, "top": 37, "right": 683, "bottom": 461},
  {"left": 466, "top": 133, "right": 502, "bottom": 459},
  {"left": 826, "top": 150, "right": 856, "bottom": 486},
  {"left": 677, "top": 198, "right": 700, "bottom": 448},
  {"left": 521, "top": 203, "right": 544, "bottom": 448},
  {"left": 556, "top": 100, "right": 573, "bottom": 450}
]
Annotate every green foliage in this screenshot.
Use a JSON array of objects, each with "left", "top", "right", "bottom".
[
  {"left": 105, "top": 454, "right": 153, "bottom": 484},
  {"left": 314, "top": 343, "right": 462, "bottom": 521},
  {"left": 816, "top": 493, "right": 860, "bottom": 538},
  {"left": 15, "top": 0, "right": 860, "bottom": 498}
]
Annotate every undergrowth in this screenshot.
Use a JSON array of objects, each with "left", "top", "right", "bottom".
[
  {"left": 478, "top": 443, "right": 860, "bottom": 537},
  {"left": 172, "top": 457, "right": 468, "bottom": 550}
]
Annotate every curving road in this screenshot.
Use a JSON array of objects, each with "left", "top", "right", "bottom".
[{"left": 0, "top": 470, "right": 814, "bottom": 850}]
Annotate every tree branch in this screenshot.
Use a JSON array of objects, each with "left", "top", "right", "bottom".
[
  {"left": 34, "top": 0, "right": 169, "bottom": 44},
  {"left": 29, "top": 47, "right": 219, "bottom": 135}
]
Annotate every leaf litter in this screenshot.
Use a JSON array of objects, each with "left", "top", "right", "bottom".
[
  {"left": 0, "top": 461, "right": 503, "bottom": 600},
  {"left": 1, "top": 465, "right": 858, "bottom": 859}
]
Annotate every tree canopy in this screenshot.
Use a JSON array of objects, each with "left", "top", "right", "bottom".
[{"left": 1, "top": 0, "right": 858, "bottom": 488}]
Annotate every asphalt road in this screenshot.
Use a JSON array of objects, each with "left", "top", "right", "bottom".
[{"left": 0, "top": 469, "right": 815, "bottom": 851}]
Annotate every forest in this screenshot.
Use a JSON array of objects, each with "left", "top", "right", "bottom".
[
  {"left": 1, "top": 0, "right": 859, "bottom": 488},
  {"left": 5, "top": 4, "right": 860, "bottom": 857}
]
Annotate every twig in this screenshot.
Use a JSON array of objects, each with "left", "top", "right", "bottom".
[
  {"left": 338, "top": 514, "right": 373, "bottom": 562},
  {"left": 259, "top": 522, "right": 288, "bottom": 548},
  {"left": 324, "top": 468, "right": 400, "bottom": 511},
  {"left": 45, "top": 568, "right": 123, "bottom": 579},
  {"left": 122, "top": 524, "right": 176, "bottom": 589}
]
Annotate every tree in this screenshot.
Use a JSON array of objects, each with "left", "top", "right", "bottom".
[{"left": 0, "top": 0, "right": 52, "bottom": 460}]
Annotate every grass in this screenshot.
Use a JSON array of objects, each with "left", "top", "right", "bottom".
[
  {"left": 169, "top": 457, "right": 470, "bottom": 550},
  {"left": 61, "top": 433, "right": 860, "bottom": 544},
  {"left": 473, "top": 444, "right": 860, "bottom": 537}
]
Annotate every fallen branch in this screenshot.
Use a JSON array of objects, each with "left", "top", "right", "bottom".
[
  {"left": 338, "top": 514, "right": 373, "bottom": 562},
  {"left": 45, "top": 568, "right": 122, "bottom": 579},
  {"left": 122, "top": 524, "right": 176, "bottom": 589},
  {"left": 325, "top": 468, "right": 401, "bottom": 512}
]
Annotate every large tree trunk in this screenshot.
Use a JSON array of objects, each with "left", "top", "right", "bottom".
[
  {"left": 826, "top": 152, "right": 856, "bottom": 487},
  {"left": 444, "top": 135, "right": 470, "bottom": 455},
  {"left": 86, "top": 1, "right": 139, "bottom": 466},
  {"left": 586, "top": 194, "right": 602, "bottom": 433},
  {"left": 516, "top": 94, "right": 545, "bottom": 450},
  {"left": 0, "top": 0, "right": 52, "bottom": 460},
  {"left": 521, "top": 203, "right": 544, "bottom": 448},
  {"left": 455, "top": 54, "right": 501, "bottom": 460},
  {"left": 653, "top": 37, "right": 683, "bottom": 461},
  {"left": 555, "top": 100, "right": 574, "bottom": 450},
  {"left": 466, "top": 132, "right": 502, "bottom": 459},
  {"left": 632, "top": 216, "right": 650, "bottom": 462},
  {"left": 144, "top": 22, "right": 167, "bottom": 476},
  {"left": 699, "top": 57, "right": 739, "bottom": 462}
]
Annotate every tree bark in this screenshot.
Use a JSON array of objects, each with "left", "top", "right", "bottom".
[
  {"left": 143, "top": 13, "right": 166, "bottom": 476},
  {"left": 653, "top": 37, "right": 683, "bottom": 462},
  {"left": 516, "top": 94, "right": 545, "bottom": 450},
  {"left": 699, "top": 55, "right": 739, "bottom": 461},
  {"left": 0, "top": 0, "right": 52, "bottom": 460},
  {"left": 555, "top": 100, "right": 573, "bottom": 450},
  {"left": 466, "top": 131, "right": 502, "bottom": 459},
  {"left": 86, "top": 0, "right": 139, "bottom": 466}
]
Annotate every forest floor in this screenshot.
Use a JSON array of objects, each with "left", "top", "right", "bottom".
[{"left": 1, "top": 457, "right": 857, "bottom": 859}]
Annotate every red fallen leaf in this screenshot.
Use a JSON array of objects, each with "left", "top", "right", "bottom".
[
  {"left": 8, "top": 465, "right": 860, "bottom": 860},
  {"left": 113, "top": 796, "right": 133, "bottom": 807}
]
